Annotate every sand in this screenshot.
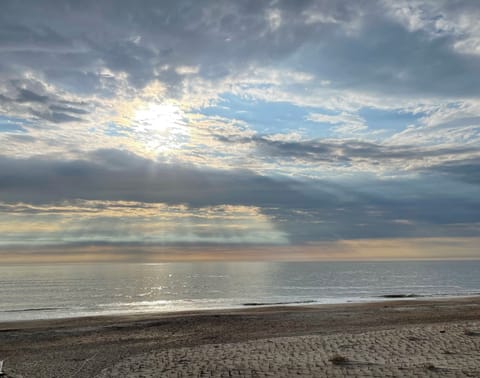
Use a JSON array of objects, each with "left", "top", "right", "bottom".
[{"left": 1, "top": 297, "right": 480, "bottom": 377}]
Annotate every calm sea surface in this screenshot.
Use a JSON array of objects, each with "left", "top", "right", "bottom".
[{"left": 1, "top": 260, "right": 480, "bottom": 322}]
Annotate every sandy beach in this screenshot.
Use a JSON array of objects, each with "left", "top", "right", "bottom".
[{"left": 1, "top": 297, "right": 480, "bottom": 377}]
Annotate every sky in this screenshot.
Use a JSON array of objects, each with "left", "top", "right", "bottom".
[{"left": 0, "top": 0, "right": 479, "bottom": 262}]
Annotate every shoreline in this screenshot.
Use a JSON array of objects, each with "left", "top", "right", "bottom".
[
  {"left": 2, "top": 292, "right": 480, "bottom": 325},
  {"left": 1, "top": 296, "right": 480, "bottom": 377},
  {"left": 1, "top": 294, "right": 480, "bottom": 331}
]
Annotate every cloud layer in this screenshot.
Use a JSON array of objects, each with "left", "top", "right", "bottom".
[
  {"left": 0, "top": 149, "right": 478, "bottom": 247},
  {"left": 0, "top": 0, "right": 479, "bottom": 258}
]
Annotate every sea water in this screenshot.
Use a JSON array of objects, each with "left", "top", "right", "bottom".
[{"left": 1, "top": 260, "right": 479, "bottom": 322}]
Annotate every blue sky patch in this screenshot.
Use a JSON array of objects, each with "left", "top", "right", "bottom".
[
  {"left": 197, "top": 93, "right": 333, "bottom": 138},
  {"left": 0, "top": 116, "right": 28, "bottom": 133},
  {"left": 104, "top": 122, "right": 130, "bottom": 137},
  {"left": 358, "top": 108, "right": 423, "bottom": 135}
]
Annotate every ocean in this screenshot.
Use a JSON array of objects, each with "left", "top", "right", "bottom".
[{"left": 1, "top": 260, "right": 479, "bottom": 322}]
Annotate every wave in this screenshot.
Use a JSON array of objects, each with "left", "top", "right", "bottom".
[
  {"left": 2, "top": 307, "right": 65, "bottom": 313},
  {"left": 242, "top": 300, "right": 317, "bottom": 306},
  {"left": 379, "top": 294, "right": 424, "bottom": 298},
  {"left": 378, "top": 292, "right": 480, "bottom": 299}
]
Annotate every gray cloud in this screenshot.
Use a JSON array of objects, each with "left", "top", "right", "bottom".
[
  {"left": 48, "top": 104, "right": 89, "bottom": 115},
  {"left": 0, "top": 148, "right": 479, "bottom": 243},
  {"left": 3, "top": 134, "right": 36, "bottom": 143},
  {"left": 217, "top": 135, "right": 480, "bottom": 165},
  {"left": 0, "top": 82, "right": 90, "bottom": 124},
  {"left": 0, "top": 148, "right": 303, "bottom": 207},
  {"left": 427, "top": 158, "right": 480, "bottom": 184},
  {"left": 1, "top": 0, "right": 479, "bottom": 99},
  {"left": 1, "top": 1, "right": 480, "bottom": 248},
  {"left": 295, "top": 19, "right": 480, "bottom": 97},
  {"left": 15, "top": 88, "right": 49, "bottom": 103},
  {"left": 30, "top": 109, "right": 84, "bottom": 123}
]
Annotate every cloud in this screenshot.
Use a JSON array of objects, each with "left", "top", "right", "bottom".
[
  {"left": 0, "top": 1, "right": 479, "bottom": 255},
  {"left": 384, "top": 0, "right": 480, "bottom": 55},
  {"left": 0, "top": 148, "right": 479, "bottom": 245},
  {"left": 15, "top": 88, "right": 49, "bottom": 103},
  {"left": 1, "top": 0, "right": 479, "bottom": 159},
  {"left": 427, "top": 157, "right": 480, "bottom": 184},
  {"left": 216, "top": 134, "right": 480, "bottom": 169},
  {"left": 0, "top": 148, "right": 303, "bottom": 207},
  {"left": 48, "top": 104, "right": 89, "bottom": 115},
  {"left": 0, "top": 200, "right": 288, "bottom": 246},
  {"left": 0, "top": 79, "right": 91, "bottom": 125},
  {"left": 2, "top": 0, "right": 480, "bottom": 102},
  {"left": 307, "top": 111, "right": 368, "bottom": 134},
  {"left": 2, "top": 237, "right": 480, "bottom": 263},
  {"left": 30, "top": 109, "right": 84, "bottom": 123}
]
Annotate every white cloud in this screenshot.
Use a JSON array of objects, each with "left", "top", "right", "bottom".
[
  {"left": 175, "top": 65, "right": 200, "bottom": 75},
  {"left": 384, "top": 0, "right": 480, "bottom": 55},
  {"left": 307, "top": 112, "right": 367, "bottom": 135}
]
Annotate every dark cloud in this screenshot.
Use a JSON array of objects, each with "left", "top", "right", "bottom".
[
  {"left": 427, "top": 158, "right": 480, "bottom": 184},
  {"left": 295, "top": 19, "right": 480, "bottom": 97},
  {"left": 1, "top": 0, "right": 478, "bottom": 98},
  {"left": 0, "top": 82, "right": 90, "bottom": 123},
  {"left": 48, "top": 104, "right": 89, "bottom": 115},
  {"left": 30, "top": 109, "right": 84, "bottom": 123},
  {"left": 218, "top": 135, "right": 480, "bottom": 164},
  {"left": 0, "top": 148, "right": 304, "bottom": 207},
  {"left": 15, "top": 89, "right": 49, "bottom": 103},
  {"left": 0, "top": 148, "right": 479, "bottom": 243},
  {"left": 0, "top": 23, "right": 71, "bottom": 52},
  {"left": 267, "top": 177, "right": 480, "bottom": 243}
]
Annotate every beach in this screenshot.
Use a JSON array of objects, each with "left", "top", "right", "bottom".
[{"left": 0, "top": 297, "right": 479, "bottom": 377}]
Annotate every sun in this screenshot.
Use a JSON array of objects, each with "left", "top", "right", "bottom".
[
  {"left": 134, "top": 103, "right": 182, "bottom": 132},
  {"left": 132, "top": 102, "right": 188, "bottom": 154}
]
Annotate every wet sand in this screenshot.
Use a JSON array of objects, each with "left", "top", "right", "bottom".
[{"left": 1, "top": 297, "right": 480, "bottom": 377}]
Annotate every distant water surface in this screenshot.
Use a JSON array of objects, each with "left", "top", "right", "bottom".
[{"left": 1, "top": 260, "right": 480, "bottom": 322}]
